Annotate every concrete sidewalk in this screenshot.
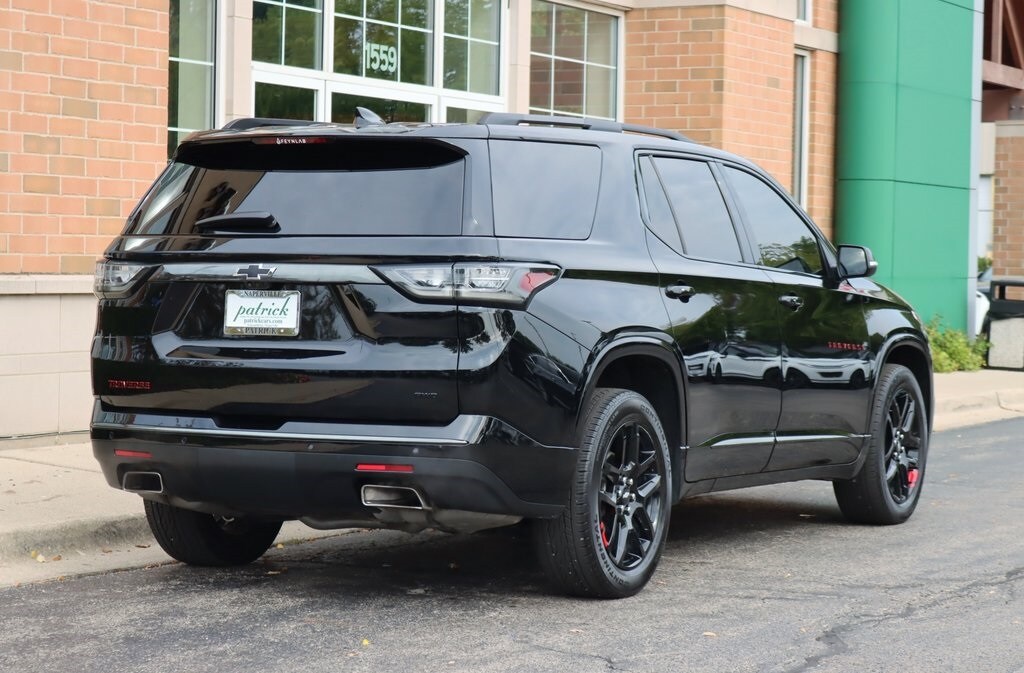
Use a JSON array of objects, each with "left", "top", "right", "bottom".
[{"left": 3, "top": 368, "right": 1024, "bottom": 584}]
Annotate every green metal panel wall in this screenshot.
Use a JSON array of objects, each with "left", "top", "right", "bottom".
[{"left": 836, "top": 0, "right": 977, "bottom": 330}]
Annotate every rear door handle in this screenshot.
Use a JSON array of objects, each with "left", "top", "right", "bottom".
[
  {"left": 779, "top": 294, "right": 804, "bottom": 310},
  {"left": 665, "top": 284, "right": 696, "bottom": 302}
]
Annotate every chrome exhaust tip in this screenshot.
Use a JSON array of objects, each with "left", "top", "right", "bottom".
[
  {"left": 122, "top": 471, "right": 164, "bottom": 494},
  {"left": 361, "top": 484, "right": 426, "bottom": 510}
]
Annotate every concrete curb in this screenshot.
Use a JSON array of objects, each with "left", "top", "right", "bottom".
[
  {"left": 0, "top": 514, "right": 151, "bottom": 563},
  {"left": 936, "top": 387, "right": 1024, "bottom": 416}
]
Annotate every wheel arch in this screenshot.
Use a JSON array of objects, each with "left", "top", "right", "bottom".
[
  {"left": 879, "top": 336, "right": 934, "bottom": 430},
  {"left": 579, "top": 338, "right": 687, "bottom": 501}
]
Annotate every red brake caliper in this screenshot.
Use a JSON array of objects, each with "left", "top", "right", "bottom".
[
  {"left": 908, "top": 469, "right": 919, "bottom": 487},
  {"left": 600, "top": 522, "right": 611, "bottom": 548}
]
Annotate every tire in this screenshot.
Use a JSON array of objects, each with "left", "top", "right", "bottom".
[
  {"left": 144, "top": 500, "right": 282, "bottom": 566},
  {"left": 533, "top": 388, "right": 672, "bottom": 598},
  {"left": 833, "top": 364, "right": 929, "bottom": 525}
]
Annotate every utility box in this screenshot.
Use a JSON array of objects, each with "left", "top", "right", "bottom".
[{"left": 986, "top": 278, "right": 1024, "bottom": 369}]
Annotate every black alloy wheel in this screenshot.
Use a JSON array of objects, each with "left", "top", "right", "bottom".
[
  {"left": 883, "top": 386, "right": 923, "bottom": 504},
  {"left": 534, "top": 388, "right": 672, "bottom": 598},
  {"left": 834, "top": 364, "right": 929, "bottom": 525},
  {"left": 597, "top": 422, "right": 665, "bottom": 571}
]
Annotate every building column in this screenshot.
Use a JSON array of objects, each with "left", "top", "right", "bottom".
[{"left": 835, "top": 0, "right": 980, "bottom": 331}]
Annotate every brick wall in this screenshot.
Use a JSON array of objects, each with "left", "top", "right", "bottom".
[
  {"left": 624, "top": 6, "right": 727, "bottom": 148},
  {"left": 814, "top": 0, "right": 839, "bottom": 32},
  {"left": 0, "top": 0, "right": 169, "bottom": 275},
  {"left": 992, "top": 134, "right": 1024, "bottom": 293},
  {"left": 718, "top": 6, "right": 793, "bottom": 184}
]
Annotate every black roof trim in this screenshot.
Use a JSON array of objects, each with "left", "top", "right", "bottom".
[{"left": 477, "top": 113, "right": 692, "bottom": 143}]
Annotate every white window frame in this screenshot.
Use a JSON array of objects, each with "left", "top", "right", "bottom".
[
  {"left": 250, "top": 0, "right": 508, "bottom": 123},
  {"left": 526, "top": 0, "right": 624, "bottom": 121},
  {"left": 792, "top": 49, "right": 811, "bottom": 207}
]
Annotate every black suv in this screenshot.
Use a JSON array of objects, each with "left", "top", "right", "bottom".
[{"left": 91, "top": 114, "right": 932, "bottom": 598}]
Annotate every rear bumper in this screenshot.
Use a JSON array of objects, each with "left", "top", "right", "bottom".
[{"left": 91, "top": 406, "right": 575, "bottom": 520}]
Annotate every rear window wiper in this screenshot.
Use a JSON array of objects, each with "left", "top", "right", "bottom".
[{"left": 195, "top": 211, "right": 281, "bottom": 233}]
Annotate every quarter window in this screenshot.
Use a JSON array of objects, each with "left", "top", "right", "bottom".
[
  {"left": 653, "top": 158, "right": 743, "bottom": 263},
  {"left": 491, "top": 141, "right": 601, "bottom": 239},
  {"left": 638, "top": 157, "right": 683, "bottom": 253},
  {"left": 724, "top": 166, "right": 823, "bottom": 275}
]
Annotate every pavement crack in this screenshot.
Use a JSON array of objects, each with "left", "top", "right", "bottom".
[
  {"left": 777, "top": 568, "right": 1024, "bottom": 672},
  {"left": 527, "top": 642, "right": 625, "bottom": 671}
]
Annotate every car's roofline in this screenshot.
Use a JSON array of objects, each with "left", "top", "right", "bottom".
[{"left": 176, "top": 116, "right": 760, "bottom": 171}]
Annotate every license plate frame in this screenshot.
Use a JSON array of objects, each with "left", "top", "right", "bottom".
[{"left": 223, "top": 289, "right": 301, "bottom": 336}]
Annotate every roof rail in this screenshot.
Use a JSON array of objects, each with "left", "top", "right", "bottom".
[
  {"left": 477, "top": 113, "right": 691, "bottom": 143},
  {"left": 221, "top": 117, "right": 322, "bottom": 131}
]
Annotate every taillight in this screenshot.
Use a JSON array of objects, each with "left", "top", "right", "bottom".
[
  {"left": 93, "top": 260, "right": 149, "bottom": 298},
  {"left": 374, "top": 263, "right": 559, "bottom": 307}
]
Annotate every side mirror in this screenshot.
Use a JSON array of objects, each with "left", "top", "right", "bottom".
[{"left": 837, "top": 245, "right": 878, "bottom": 279}]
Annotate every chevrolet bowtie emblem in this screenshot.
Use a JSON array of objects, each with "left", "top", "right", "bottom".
[{"left": 234, "top": 264, "right": 277, "bottom": 280}]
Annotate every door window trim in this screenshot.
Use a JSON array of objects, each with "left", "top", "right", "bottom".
[
  {"left": 634, "top": 151, "right": 757, "bottom": 267},
  {"left": 716, "top": 161, "right": 832, "bottom": 279}
]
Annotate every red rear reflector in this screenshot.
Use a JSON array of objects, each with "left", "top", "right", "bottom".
[
  {"left": 355, "top": 463, "right": 414, "bottom": 473},
  {"left": 115, "top": 450, "right": 152, "bottom": 458}
]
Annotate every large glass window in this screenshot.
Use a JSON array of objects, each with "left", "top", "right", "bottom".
[
  {"left": 724, "top": 166, "right": 823, "bottom": 275},
  {"left": 334, "top": 0, "right": 433, "bottom": 85},
  {"left": 169, "top": 0, "right": 216, "bottom": 157},
  {"left": 331, "top": 92, "right": 429, "bottom": 122},
  {"left": 251, "top": 0, "right": 506, "bottom": 123},
  {"left": 530, "top": 1, "right": 617, "bottom": 119},
  {"left": 254, "top": 82, "right": 317, "bottom": 120},
  {"left": 253, "top": 0, "right": 323, "bottom": 69},
  {"left": 443, "top": 0, "right": 500, "bottom": 94}
]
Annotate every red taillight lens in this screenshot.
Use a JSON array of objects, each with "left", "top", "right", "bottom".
[
  {"left": 355, "top": 464, "right": 414, "bottom": 473},
  {"left": 115, "top": 450, "right": 152, "bottom": 458},
  {"left": 374, "top": 263, "right": 560, "bottom": 307}
]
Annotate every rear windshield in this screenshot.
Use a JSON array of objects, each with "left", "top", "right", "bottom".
[{"left": 126, "top": 138, "right": 466, "bottom": 237}]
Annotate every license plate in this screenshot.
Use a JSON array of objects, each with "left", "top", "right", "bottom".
[{"left": 224, "top": 290, "right": 301, "bottom": 336}]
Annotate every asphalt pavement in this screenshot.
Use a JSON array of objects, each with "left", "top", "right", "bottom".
[
  {"left": 1, "top": 416, "right": 1022, "bottom": 672},
  {"left": 2, "top": 368, "right": 1024, "bottom": 585}
]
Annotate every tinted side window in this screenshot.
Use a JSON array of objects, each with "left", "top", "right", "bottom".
[
  {"left": 491, "top": 140, "right": 601, "bottom": 239},
  {"left": 724, "top": 166, "right": 823, "bottom": 275},
  {"left": 638, "top": 156, "right": 683, "bottom": 253},
  {"left": 653, "top": 157, "right": 743, "bottom": 263}
]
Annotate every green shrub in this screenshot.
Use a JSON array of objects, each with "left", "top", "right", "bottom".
[{"left": 926, "top": 318, "right": 989, "bottom": 372}]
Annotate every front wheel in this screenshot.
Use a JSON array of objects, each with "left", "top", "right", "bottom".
[
  {"left": 533, "top": 388, "right": 672, "bottom": 598},
  {"left": 144, "top": 500, "right": 282, "bottom": 566},
  {"left": 833, "top": 364, "right": 929, "bottom": 525}
]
